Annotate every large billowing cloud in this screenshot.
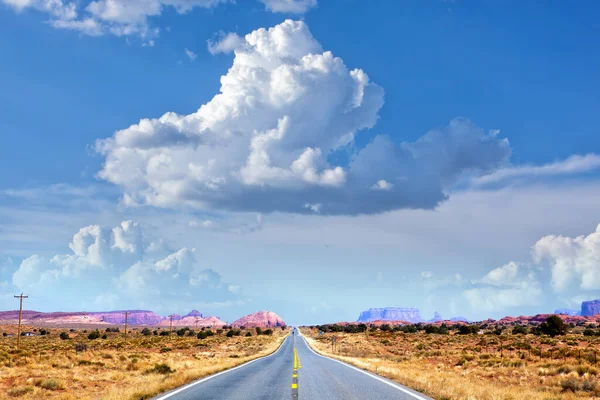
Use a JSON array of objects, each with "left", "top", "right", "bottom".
[
  {"left": 11, "top": 221, "right": 241, "bottom": 313},
  {"left": 464, "top": 223, "right": 600, "bottom": 314},
  {"left": 534, "top": 224, "right": 600, "bottom": 292},
  {"left": 97, "top": 20, "right": 511, "bottom": 215}
]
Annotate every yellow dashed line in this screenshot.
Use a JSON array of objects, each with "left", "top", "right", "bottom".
[{"left": 291, "top": 384, "right": 298, "bottom": 389}]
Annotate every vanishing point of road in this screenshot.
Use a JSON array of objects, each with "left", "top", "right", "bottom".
[{"left": 153, "top": 328, "right": 432, "bottom": 400}]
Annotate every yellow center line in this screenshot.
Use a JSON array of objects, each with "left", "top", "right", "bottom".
[{"left": 292, "top": 334, "right": 300, "bottom": 394}]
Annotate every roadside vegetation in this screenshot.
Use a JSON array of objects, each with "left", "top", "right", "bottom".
[
  {"left": 302, "top": 316, "right": 600, "bottom": 399},
  {"left": 0, "top": 324, "right": 287, "bottom": 399}
]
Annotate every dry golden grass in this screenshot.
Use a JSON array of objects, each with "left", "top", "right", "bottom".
[
  {"left": 0, "top": 324, "right": 287, "bottom": 400},
  {"left": 301, "top": 327, "right": 600, "bottom": 400}
]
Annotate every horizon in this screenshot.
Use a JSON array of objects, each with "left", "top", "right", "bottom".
[{"left": 2, "top": 0, "right": 600, "bottom": 327}]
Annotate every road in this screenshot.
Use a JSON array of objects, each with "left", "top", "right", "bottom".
[{"left": 154, "top": 328, "right": 432, "bottom": 400}]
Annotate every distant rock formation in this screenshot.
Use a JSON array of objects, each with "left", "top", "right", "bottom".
[
  {"left": 357, "top": 308, "right": 423, "bottom": 323},
  {"left": 185, "top": 310, "right": 203, "bottom": 318},
  {"left": 231, "top": 311, "right": 285, "bottom": 328},
  {"left": 429, "top": 312, "right": 442, "bottom": 322},
  {"left": 91, "top": 310, "right": 163, "bottom": 325},
  {"left": 449, "top": 316, "right": 469, "bottom": 322},
  {"left": 159, "top": 314, "right": 226, "bottom": 328},
  {"left": 581, "top": 300, "right": 600, "bottom": 317},
  {"left": 0, "top": 309, "right": 221, "bottom": 327},
  {"left": 554, "top": 308, "right": 580, "bottom": 316}
]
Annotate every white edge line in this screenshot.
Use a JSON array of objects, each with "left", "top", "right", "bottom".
[
  {"left": 298, "top": 331, "right": 431, "bottom": 400},
  {"left": 154, "top": 335, "right": 290, "bottom": 400}
]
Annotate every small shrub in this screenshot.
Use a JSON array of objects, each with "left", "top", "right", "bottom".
[
  {"left": 74, "top": 343, "right": 87, "bottom": 353},
  {"left": 149, "top": 363, "right": 174, "bottom": 374},
  {"left": 39, "top": 379, "right": 63, "bottom": 390},
  {"left": 561, "top": 377, "right": 580, "bottom": 392},
  {"left": 87, "top": 331, "right": 100, "bottom": 340},
  {"left": 245, "top": 331, "right": 252, "bottom": 337},
  {"left": 59, "top": 332, "right": 69, "bottom": 340},
  {"left": 581, "top": 378, "right": 597, "bottom": 392},
  {"left": 7, "top": 386, "right": 33, "bottom": 397}
]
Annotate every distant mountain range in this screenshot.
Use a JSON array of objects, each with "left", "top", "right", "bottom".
[
  {"left": 357, "top": 308, "right": 468, "bottom": 324},
  {"left": 356, "top": 299, "right": 600, "bottom": 325},
  {"left": 0, "top": 309, "right": 285, "bottom": 328}
]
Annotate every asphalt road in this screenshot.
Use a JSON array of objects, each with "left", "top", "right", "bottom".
[{"left": 154, "top": 329, "right": 432, "bottom": 400}]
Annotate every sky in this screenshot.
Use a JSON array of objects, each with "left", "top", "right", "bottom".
[{"left": 1, "top": 0, "right": 600, "bottom": 325}]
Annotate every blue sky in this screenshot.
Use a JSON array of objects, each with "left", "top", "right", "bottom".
[{"left": 1, "top": 0, "right": 600, "bottom": 324}]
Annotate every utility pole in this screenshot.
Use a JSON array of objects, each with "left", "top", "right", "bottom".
[
  {"left": 195, "top": 317, "right": 199, "bottom": 332},
  {"left": 124, "top": 311, "right": 129, "bottom": 347},
  {"left": 169, "top": 315, "right": 175, "bottom": 340},
  {"left": 14, "top": 293, "right": 28, "bottom": 350}
]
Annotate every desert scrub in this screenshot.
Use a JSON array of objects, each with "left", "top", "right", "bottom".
[
  {"left": 147, "top": 363, "right": 175, "bottom": 374},
  {"left": 38, "top": 378, "right": 64, "bottom": 390},
  {"left": 301, "top": 327, "right": 600, "bottom": 400},
  {"left": 0, "top": 323, "right": 286, "bottom": 400},
  {"left": 6, "top": 386, "right": 34, "bottom": 397}
]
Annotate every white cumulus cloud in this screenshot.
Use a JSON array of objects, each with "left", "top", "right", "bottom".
[
  {"left": 207, "top": 32, "right": 243, "bottom": 54},
  {"left": 96, "top": 20, "right": 511, "bottom": 215},
  {"left": 465, "top": 262, "right": 541, "bottom": 312},
  {"left": 259, "top": 0, "right": 317, "bottom": 14},
  {"left": 11, "top": 221, "right": 241, "bottom": 314},
  {"left": 1, "top": 0, "right": 229, "bottom": 39},
  {"left": 534, "top": 224, "right": 600, "bottom": 291}
]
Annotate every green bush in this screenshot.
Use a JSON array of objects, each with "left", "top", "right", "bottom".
[
  {"left": 539, "top": 315, "right": 568, "bottom": 337},
  {"left": 149, "top": 363, "right": 175, "bottom": 374},
  {"left": 59, "top": 332, "right": 69, "bottom": 340},
  {"left": 87, "top": 331, "right": 100, "bottom": 340},
  {"left": 512, "top": 325, "right": 528, "bottom": 335},
  {"left": 7, "top": 386, "right": 34, "bottom": 397},
  {"left": 39, "top": 379, "right": 63, "bottom": 390}
]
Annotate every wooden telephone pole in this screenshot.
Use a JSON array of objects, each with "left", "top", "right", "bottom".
[
  {"left": 124, "top": 312, "right": 129, "bottom": 347},
  {"left": 195, "top": 317, "right": 199, "bottom": 331},
  {"left": 14, "top": 293, "right": 28, "bottom": 350},
  {"left": 169, "top": 315, "right": 175, "bottom": 340}
]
